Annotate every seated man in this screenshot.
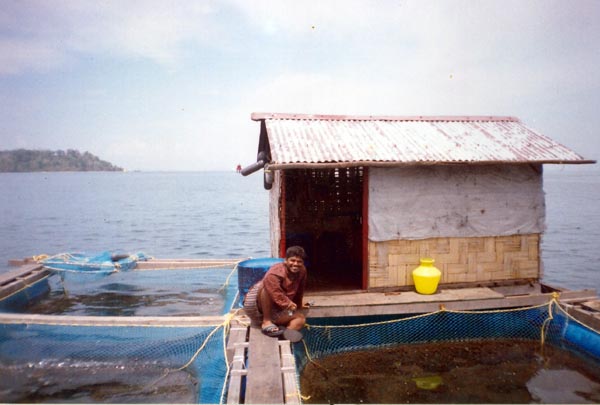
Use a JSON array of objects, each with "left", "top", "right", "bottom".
[{"left": 243, "top": 246, "right": 308, "bottom": 341}]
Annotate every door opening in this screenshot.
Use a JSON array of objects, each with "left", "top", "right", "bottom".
[{"left": 282, "top": 167, "right": 364, "bottom": 291}]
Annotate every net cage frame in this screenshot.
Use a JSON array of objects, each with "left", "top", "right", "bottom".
[
  {"left": 293, "top": 298, "right": 600, "bottom": 401},
  {"left": 0, "top": 259, "right": 246, "bottom": 404},
  {"left": 1, "top": 259, "right": 244, "bottom": 316},
  {"left": 3, "top": 260, "right": 600, "bottom": 404},
  {"left": 0, "top": 321, "right": 230, "bottom": 403}
]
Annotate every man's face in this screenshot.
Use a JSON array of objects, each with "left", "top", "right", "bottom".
[{"left": 285, "top": 255, "right": 304, "bottom": 274}]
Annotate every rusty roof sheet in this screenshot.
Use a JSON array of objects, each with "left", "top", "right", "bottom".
[{"left": 252, "top": 113, "right": 594, "bottom": 167}]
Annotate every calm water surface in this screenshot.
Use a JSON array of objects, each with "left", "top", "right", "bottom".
[
  {"left": 0, "top": 169, "right": 599, "bottom": 292},
  {"left": 0, "top": 171, "right": 269, "bottom": 266}
]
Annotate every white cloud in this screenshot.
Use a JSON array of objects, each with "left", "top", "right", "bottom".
[
  {"left": 2, "top": 0, "right": 599, "bottom": 169},
  {"left": 4, "top": 0, "right": 599, "bottom": 90},
  {"left": 0, "top": 1, "right": 220, "bottom": 74},
  {"left": 0, "top": 38, "right": 68, "bottom": 75},
  {"left": 229, "top": 0, "right": 409, "bottom": 38},
  {"left": 96, "top": 106, "right": 259, "bottom": 171},
  {"left": 233, "top": 0, "right": 600, "bottom": 101}
]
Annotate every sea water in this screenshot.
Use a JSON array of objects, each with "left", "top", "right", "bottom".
[
  {"left": 0, "top": 171, "right": 270, "bottom": 268},
  {"left": 540, "top": 167, "right": 600, "bottom": 291},
  {"left": 1, "top": 168, "right": 598, "bottom": 292}
]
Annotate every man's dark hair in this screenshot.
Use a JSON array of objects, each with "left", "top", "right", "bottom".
[{"left": 286, "top": 245, "right": 306, "bottom": 260}]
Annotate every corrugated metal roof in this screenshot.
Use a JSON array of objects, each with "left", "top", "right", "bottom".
[{"left": 251, "top": 113, "right": 594, "bottom": 168}]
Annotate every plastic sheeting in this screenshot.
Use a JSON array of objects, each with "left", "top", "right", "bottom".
[{"left": 368, "top": 165, "right": 545, "bottom": 241}]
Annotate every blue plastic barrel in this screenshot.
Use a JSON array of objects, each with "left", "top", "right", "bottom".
[{"left": 237, "top": 257, "right": 283, "bottom": 306}]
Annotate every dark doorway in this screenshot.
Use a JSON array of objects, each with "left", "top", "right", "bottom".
[{"left": 283, "top": 167, "right": 364, "bottom": 291}]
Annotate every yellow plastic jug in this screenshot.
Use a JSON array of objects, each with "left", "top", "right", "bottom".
[{"left": 412, "top": 258, "right": 441, "bottom": 294}]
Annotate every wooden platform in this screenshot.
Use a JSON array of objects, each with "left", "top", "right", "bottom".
[
  {"left": 0, "top": 263, "right": 50, "bottom": 302},
  {"left": 563, "top": 298, "right": 600, "bottom": 331},
  {"left": 304, "top": 283, "right": 599, "bottom": 318}
]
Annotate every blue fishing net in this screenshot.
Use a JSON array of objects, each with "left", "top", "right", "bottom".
[{"left": 41, "top": 251, "right": 149, "bottom": 274}]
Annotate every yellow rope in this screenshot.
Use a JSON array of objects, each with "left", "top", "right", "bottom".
[
  {"left": 33, "top": 254, "right": 49, "bottom": 262},
  {"left": 218, "top": 263, "right": 240, "bottom": 293},
  {"left": 440, "top": 301, "right": 551, "bottom": 315},
  {"left": 287, "top": 391, "right": 311, "bottom": 401},
  {"left": 301, "top": 338, "right": 325, "bottom": 370},
  {"left": 178, "top": 311, "right": 237, "bottom": 371},
  {"left": 218, "top": 309, "right": 249, "bottom": 404},
  {"left": 550, "top": 294, "right": 600, "bottom": 334},
  {"left": 540, "top": 295, "right": 557, "bottom": 347},
  {"left": 146, "top": 311, "right": 237, "bottom": 397},
  {"left": 306, "top": 309, "right": 445, "bottom": 330},
  {"left": 219, "top": 321, "right": 231, "bottom": 405}
]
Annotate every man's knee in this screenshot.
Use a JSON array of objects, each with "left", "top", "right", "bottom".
[{"left": 289, "top": 313, "right": 306, "bottom": 329}]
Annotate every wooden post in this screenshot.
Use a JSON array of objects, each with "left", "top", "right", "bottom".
[
  {"left": 362, "top": 166, "right": 369, "bottom": 290},
  {"left": 280, "top": 172, "right": 287, "bottom": 257}
]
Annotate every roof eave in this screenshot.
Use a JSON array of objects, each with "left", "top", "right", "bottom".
[
  {"left": 251, "top": 112, "right": 521, "bottom": 122},
  {"left": 267, "top": 159, "right": 597, "bottom": 170}
]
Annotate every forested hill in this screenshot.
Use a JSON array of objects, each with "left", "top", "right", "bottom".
[{"left": 0, "top": 149, "right": 123, "bottom": 172}]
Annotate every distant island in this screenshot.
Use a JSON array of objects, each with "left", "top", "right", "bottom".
[{"left": 0, "top": 149, "right": 123, "bottom": 172}]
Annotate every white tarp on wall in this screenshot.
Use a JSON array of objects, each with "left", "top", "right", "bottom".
[{"left": 368, "top": 165, "right": 545, "bottom": 241}]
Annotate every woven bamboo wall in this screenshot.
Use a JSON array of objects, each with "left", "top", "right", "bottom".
[{"left": 368, "top": 234, "right": 540, "bottom": 288}]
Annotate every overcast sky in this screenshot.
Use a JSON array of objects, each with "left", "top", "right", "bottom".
[{"left": 1, "top": 0, "right": 599, "bottom": 171}]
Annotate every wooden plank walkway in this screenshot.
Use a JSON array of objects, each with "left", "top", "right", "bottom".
[
  {"left": 227, "top": 324, "right": 301, "bottom": 404},
  {"left": 245, "top": 326, "right": 284, "bottom": 404}
]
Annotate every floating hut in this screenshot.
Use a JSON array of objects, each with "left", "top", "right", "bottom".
[{"left": 242, "top": 113, "right": 595, "bottom": 295}]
